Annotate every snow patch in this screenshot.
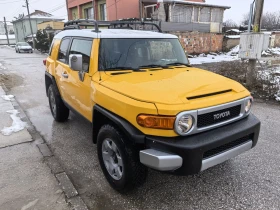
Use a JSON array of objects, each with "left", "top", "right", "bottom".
[
  {"left": 1, "top": 95, "right": 14, "bottom": 101},
  {"left": 275, "top": 91, "right": 280, "bottom": 101},
  {"left": 189, "top": 45, "right": 240, "bottom": 65},
  {"left": 0, "top": 62, "right": 6, "bottom": 70},
  {"left": 1, "top": 110, "right": 27, "bottom": 136},
  {"left": 225, "top": 35, "right": 240, "bottom": 39}
]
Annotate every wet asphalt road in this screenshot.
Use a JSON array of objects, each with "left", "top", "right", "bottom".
[{"left": 0, "top": 46, "right": 280, "bottom": 210}]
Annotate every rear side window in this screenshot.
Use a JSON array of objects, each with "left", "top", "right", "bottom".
[
  {"left": 48, "top": 39, "right": 55, "bottom": 56},
  {"left": 69, "top": 39, "right": 93, "bottom": 72},
  {"left": 58, "top": 38, "right": 70, "bottom": 63}
]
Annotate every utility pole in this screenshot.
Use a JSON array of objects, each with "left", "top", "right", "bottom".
[
  {"left": 92, "top": 0, "right": 95, "bottom": 19},
  {"left": 3, "top": 17, "right": 10, "bottom": 46},
  {"left": 247, "top": 0, "right": 264, "bottom": 88},
  {"left": 24, "top": 0, "right": 35, "bottom": 49}
]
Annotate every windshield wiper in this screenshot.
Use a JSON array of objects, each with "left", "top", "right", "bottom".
[
  {"left": 166, "top": 62, "right": 192, "bottom": 67},
  {"left": 104, "top": 67, "right": 143, "bottom": 71}
]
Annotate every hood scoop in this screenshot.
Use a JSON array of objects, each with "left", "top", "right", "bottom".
[{"left": 187, "top": 89, "right": 232, "bottom": 100}]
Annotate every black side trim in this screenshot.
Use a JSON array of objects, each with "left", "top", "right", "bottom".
[
  {"left": 93, "top": 105, "right": 145, "bottom": 144},
  {"left": 62, "top": 99, "right": 91, "bottom": 123},
  {"left": 187, "top": 89, "right": 232, "bottom": 100}
]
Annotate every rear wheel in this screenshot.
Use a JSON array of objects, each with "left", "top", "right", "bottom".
[
  {"left": 48, "top": 84, "right": 69, "bottom": 122},
  {"left": 97, "top": 124, "right": 147, "bottom": 193}
]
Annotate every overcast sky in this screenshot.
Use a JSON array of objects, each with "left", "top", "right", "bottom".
[
  {"left": 0, "top": 0, "right": 279, "bottom": 24},
  {"left": 0, "top": 0, "right": 67, "bottom": 23},
  {"left": 208, "top": 0, "right": 279, "bottom": 24}
]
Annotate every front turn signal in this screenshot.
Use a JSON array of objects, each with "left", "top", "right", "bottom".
[{"left": 137, "top": 115, "right": 175, "bottom": 130}]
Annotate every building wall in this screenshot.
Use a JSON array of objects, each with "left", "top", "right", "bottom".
[
  {"left": 0, "top": 37, "right": 16, "bottom": 45},
  {"left": 71, "top": 7, "right": 78, "bottom": 19},
  {"left": 0, "top": 22, "right": 5, "bottom": 35},
  {"left": 13, "top": 18, "right": 57, "bottom": 42},
  {"left": 223, "top": 37, "right": 240, "bottom": 52},
  {"left": 37, "top": 21, "right": 64, "bottom": 30},
  {"left": 173, "top": 31, "right": 224, "bottom": 54},
  {"left": 0, "top": 23, "right": 14, "bottom": 35},
  {"left": 271, "top": 33, "right": 280, "bottom": 48},
  {"left": 107, "top": 0, "right": 139, "bottom": 20},
  {"left": 68, "top": 0, "right": 91, "bottom": 8}
]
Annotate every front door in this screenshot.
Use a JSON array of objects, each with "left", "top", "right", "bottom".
[{"left": 63, "top": 38, "right": 94, "bottom": 121}]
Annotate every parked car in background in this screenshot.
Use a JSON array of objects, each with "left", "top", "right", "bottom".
[{"left": 15, "top": 42, "right": 33, "bottom": 53}]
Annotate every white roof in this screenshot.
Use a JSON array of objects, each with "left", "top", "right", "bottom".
[
  {"left": 54, "top": 29, "right": 177, "bottom": 39},
  {"left": 0, "top": 34, "right": 15, "bottom": 40},
  {"left": 226, "top": 29, "right": 240, "bottom": 33}
]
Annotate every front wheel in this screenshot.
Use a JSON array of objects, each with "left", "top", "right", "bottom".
[
  {"left": 97, "top": 124, "right": 147, "bottom": 193},
  {"left": 48, "top": 84, "right": 69, "bottom": 122}
]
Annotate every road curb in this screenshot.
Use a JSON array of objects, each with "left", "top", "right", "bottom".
[{"left": 0, "top": 84, "right": 89, "bottom": 210}]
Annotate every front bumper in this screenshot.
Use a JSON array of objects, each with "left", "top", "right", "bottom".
[{"left": 140, "top": 114, "right": 260, "bottom": 175}]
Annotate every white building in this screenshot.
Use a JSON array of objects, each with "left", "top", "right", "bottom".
[
  {"left": 12, "top": 10, "right": 64, "bottom": 43},
  {"left": 0, "top": 21, "right": 14, "bottom": 35}
]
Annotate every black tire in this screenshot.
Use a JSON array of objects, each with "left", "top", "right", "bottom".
[
  {"left": 97, "top": 124, "right": 147, "bottom": 193},
  {"left": 48, "top": 84, "right": 69, "bottom": 122}
]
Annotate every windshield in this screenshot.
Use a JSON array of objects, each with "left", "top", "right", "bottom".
[
  {"left": 18, "top": 42, "right": 30, "bottom": 46},
  {"left": 98, "top": 38, "right": 189, "bottom": 70}
]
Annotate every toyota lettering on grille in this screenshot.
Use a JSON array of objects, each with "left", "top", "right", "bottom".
[{"left": 213, "top": 111, "right": 231, "bottom": 120}]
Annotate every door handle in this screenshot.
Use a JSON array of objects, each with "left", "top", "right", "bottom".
[{"left": 62, "top": 72, "right": 68, "bottom": 79}]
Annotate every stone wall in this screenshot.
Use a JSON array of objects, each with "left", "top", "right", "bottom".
[
  {"left": 223, "top": 37, "right": 240, "bottom": 52},
  {"left": 172, "top": 31, "right": 224, "bottom": 55},
  {"left": 271, "top": 32, "right": 280, "bottom": 48}
]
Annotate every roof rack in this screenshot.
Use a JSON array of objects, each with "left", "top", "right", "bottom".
[{"left": 63, "top": 19, "right": 162, "bottom": 33}]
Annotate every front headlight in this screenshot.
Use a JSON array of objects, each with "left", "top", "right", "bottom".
[
  {"left": 175, "top": 114, "right": 194, "bottom": 135},
  {"left": 244, "top": 97, "right": 253, "bottom": 114}
]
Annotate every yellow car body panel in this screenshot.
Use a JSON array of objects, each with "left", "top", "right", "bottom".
[{"left": 46, "top": 38, "right": 251, "bottom": 137}]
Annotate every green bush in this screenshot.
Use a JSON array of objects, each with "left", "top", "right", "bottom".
[{"left": 35, "top": 30, "right": 49, "bottom": 52}]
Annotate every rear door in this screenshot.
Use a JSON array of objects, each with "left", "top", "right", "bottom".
[{"left": 55, "top": 37, "right": 72, "bottom": 103}]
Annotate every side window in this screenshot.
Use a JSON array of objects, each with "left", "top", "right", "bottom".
[
  {"left": 48, "top": 39, "right": 55, "bottom": 56},
  {"left": 58, "top": 38, "right": 70, "bottom": 63},
  {"left": 69, "top": 39, "right": 93, "bottom": 72}
]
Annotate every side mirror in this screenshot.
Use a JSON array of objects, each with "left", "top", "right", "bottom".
[{"left": 69, "top": 54, "right": 83, "bottom": 71}]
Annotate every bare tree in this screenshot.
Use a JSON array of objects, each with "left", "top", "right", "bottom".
[
  {"left": 241, "top": 13, "right": 250, "bottom": 26},
  {"left": 223, "top": 19, "right": 238, "bottom": 27},
  {"left": 262, "top": 11, "right": 280, "bottom": 30},
  {"left": 241, "top": 11, "right": 280, "bottom": 31}
]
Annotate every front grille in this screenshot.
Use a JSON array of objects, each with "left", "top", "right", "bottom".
[
  {"left": 197, "top": 105, "right": 241, "bottom": 128},
  {"left": 203, "top": 134, "right": 253, "bottom": 159}
]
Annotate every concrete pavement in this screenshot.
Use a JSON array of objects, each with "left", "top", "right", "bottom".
[{"left": 0, "top": 86, "right": 71, "bottom": 210}]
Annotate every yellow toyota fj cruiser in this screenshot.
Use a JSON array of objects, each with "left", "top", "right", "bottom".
[{"left": 45, "top": 20, "right": 260, "bottom": 193}]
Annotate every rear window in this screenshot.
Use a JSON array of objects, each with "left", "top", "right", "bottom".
[
  {"left": 58, "top": 38, "right": 70, "bottom": 63},
  {"left": 48, "top": 39, "right": 55, "bottom": 56}
]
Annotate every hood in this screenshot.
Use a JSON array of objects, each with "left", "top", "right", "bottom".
[{"left": 100, "top": 68, "right": 247, "bottom": 105}]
